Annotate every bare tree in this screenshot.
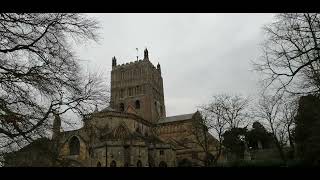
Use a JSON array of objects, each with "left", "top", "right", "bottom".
[
  {"left": 213, "top": 94, "right": 250, "bottom": 129},
  {"left": 254, "top": 13, "right": 320, "bottom": 96},
  {"left": 199, "top": 101, "right": 227, "bottom": 165},
  {"left": 255, "top": 93, "right": 289, "bottom": 162},
  {"left": 0, "top": 13, "right": 109, "bottom": 158},
  {"left": 281, "top": 99, "right": 298, "bottom": 152},
  {"left": 196, "top": 94, "right": 250, "bottom": 165}
]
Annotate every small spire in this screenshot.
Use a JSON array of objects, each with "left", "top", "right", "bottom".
[
  {"left": 157, "top": 62, "right": 161, "bottom": 74},
  {"left": 112, "top": 56, "right": 117, "bottom": 67},
  {"left": 144, "top": 48, "right": 149, "bottom": 60},
  {"left": 136, "top": 48, "right": 139, "bottom": 61}
]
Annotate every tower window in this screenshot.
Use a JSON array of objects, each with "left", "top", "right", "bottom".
[
  {"left": 128, "top": 88, "right": 133, "bottom": 96},
  {"left": 135, "top": 100, "right": 140, "bottom": 109},
  {"left": 120, "top": 103, "right": 124, "bottom": 112},
  {"left": 160, "top": 150, "right": 164, "bottom": 156}
]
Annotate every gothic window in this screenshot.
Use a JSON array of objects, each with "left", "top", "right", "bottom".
[
  {"left": 120, "top": 103, "right": 124, "bottom": 112},
  {"left": 97, "top": 162, "right": 101, "bottom": 167},
  {"left": 160, "top": 106, "right": 163, "bottom": 115},
  {"left": 69, "top": 136, "right": 80, "bottom": 155},
  {"left": 159, "top": 161, "right": 167, "bottom": 167},
  {"left": 137, "top": 160, "right": 142, "bottom": 167},
  {"left": 160, "top": 150, "right": 164, "bottom": 156},
  {"left": 110, "top": 160, "right": 117, "bottom": 167},
  {"left": 135, "top": 100, "right": 140, "bottom": 109}
]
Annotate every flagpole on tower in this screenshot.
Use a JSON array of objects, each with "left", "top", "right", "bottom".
[{"left": 136, "top": 48, "right": 138, "bottom": 60}]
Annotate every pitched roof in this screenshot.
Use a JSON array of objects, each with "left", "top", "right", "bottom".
[{"left": 157, "top": 113, "right": 195, "bottom": 124}]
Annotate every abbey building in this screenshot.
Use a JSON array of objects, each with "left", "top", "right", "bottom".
[{"left": 4, "top": 49, "right": 222, "bottom": 167}]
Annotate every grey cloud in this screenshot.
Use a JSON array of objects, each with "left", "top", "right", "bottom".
[{"left": 74, "top": 13, "right": 275, "bottom": 117}]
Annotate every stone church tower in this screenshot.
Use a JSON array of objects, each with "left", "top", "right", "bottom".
[{"left": 110, "top": 48, "right": 166, "bottom": 123}]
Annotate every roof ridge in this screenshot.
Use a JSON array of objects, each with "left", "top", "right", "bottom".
[
  {"left": 158, "top": 112, "right": 196, "bottom": 124},
  {"left": 164, "top": 112, "right": 195, "bottom": 118}
]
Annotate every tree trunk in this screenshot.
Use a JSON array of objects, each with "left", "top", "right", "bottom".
[
  {"left": 213, "top": 141, "right": 222, "bottom": 165},
  {"left": 273, "top": 136, "right": 287, "bottom": 164}
]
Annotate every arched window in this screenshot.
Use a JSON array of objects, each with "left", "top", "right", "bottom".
[
  {"left": 159, "top": 161, "right": 167, "bottom": 167},
  {"left": 110, "top": 160, "right": 117, "bottom": 167},
  {"left": 137, "top": 160, "right": 142, "bottom": 167},
  {"left": 120, "top": 103, "right": 124, "bottom": 112},
  {"left": 69, "top": 136, "right": 80, "bottom": 155},
  {"left": 135, "top": 100, "right": 140, "bottom": 109},
  {"left": 97, "top": 162, "right": 101, "bottom": 167}
]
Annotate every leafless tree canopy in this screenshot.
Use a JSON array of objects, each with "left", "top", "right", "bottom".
[
  {"left": 254, "top": 93, "right": 298, "bottom": 162},
  {"left": 0, "top": 13, "right": 109, "bottom": 156},
  {"left": 198, "top": 94, "right": 250, "bottom": 164},
  {"left": 254, "top": 13, "right": 320, "bottom": 96},
  {"left": 208, "top": 94, "right": 250, "bottom": 129}
]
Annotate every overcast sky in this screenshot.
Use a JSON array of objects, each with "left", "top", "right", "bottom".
[{"left": 74, "top": 13, "right": 275, "bottom": 118}]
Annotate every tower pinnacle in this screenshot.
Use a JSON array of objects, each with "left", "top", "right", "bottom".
[
  {"left": 144, "top": 48, "right": 149, "bottom": 60},
  {"left": 157, "top": 62, "right": 161, "bottom": 74},
  {"left": 112, "top": 56, "right": 117, "bottom": 67}
]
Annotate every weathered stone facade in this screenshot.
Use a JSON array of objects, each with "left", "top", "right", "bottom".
[{"left": 110, "top": 49, "right": 166, "bottom": 123}]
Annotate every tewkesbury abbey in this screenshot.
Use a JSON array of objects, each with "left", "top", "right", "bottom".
[
  {"left": 3, "top": 49, "right": 221, "bottom": 167},
  {"left": 3, "top": 13, "right": 320, "bottom": 168}
]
